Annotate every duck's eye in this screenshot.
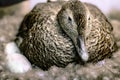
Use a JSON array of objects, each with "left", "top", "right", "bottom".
[
  {"left": 68, "top": 16, "right": 72, "bottom": 22},
  {"left": 88, "top": 17, "right": 90, "bottom": 20}
]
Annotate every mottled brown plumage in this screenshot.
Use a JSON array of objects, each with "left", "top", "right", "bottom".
[
  {"left": 16, "top": 1, "right": 76, "bottom": 70},
  {"left": 84, "top": 3, "right": 117, "bottom": 62},
  {"left": 15, "top": 1, "right": 117, "bottom": 70}
]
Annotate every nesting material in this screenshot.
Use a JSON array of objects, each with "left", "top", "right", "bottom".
[{"left": 4, "top": 42, "right": 32, "bottom": 73}]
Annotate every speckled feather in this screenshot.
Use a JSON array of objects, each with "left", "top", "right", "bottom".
[
  {"left": 16, "top": 2, "right": 77, "bottom": 70},
  {"left": 84, "top": 3, "right": 117, "bottom": 62},
  {"left": 15, "top": 1, "right": 117, "bottom": 70}
]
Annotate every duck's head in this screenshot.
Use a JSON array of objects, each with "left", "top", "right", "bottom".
[{"left": 57, "top": 1, "right": 89, "bottom": 62}]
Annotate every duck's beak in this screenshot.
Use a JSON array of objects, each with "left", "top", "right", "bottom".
[{"left": 76, "top": 35, "right": 89, "bottom": 62}]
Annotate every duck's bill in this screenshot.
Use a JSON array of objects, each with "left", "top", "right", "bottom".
[{"left": 76, "top": 35, "right": 89, "bottom": 62}]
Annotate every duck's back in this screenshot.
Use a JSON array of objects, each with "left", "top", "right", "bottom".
[
  {"left": 84, "top": 3, "right": 117, "bottom": 62},
  {"left": 16, "top": 2, "right": 77, "bottom": 70}
]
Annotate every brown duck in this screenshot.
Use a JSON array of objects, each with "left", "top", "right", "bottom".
[{"left": 15, "top": 1, "right": 117, "bottom": 70}]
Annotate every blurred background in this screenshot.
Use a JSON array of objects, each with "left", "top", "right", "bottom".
[
  {"left": 30, "top": 0, "right": 120, "bottom": 21},
  {"left": 30, "top": 0, "right": 120, "bottom": 14},
  {"left": 0, "top": 0, "right": 120, "bottom": 20}
]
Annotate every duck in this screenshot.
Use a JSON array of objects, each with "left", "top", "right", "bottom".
[
  {"left": 15, "top": 0, "right": 117, "bottom": 70},
  {"left": 58, "top": 1, "right": 118, "bottom": 62}
]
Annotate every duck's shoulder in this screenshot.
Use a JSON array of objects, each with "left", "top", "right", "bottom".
[
  {"left": 16, "top": 12, "right": 39, "bottom": 37},
  {"left": 16, "top": 2, "right": 65, "bottom": 37},
  {"left": 32, "top": 2, "right": 66, "bottom": 14}
]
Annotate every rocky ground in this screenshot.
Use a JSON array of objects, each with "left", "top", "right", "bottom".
[{"left": 0, "top": 2, "right": 120, "bottom": 80}]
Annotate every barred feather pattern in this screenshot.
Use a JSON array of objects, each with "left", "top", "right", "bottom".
[
  {"left": 84, "top": 3, "right": 117, "bottom": 62},
  {"left": 16, "top": 2, "right": 117, "bottom": 70},
  {"left": 18, "top": 11, "right": 76, "bottom": 70}
]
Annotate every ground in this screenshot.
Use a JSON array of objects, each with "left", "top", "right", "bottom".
[{"left": 0, "top": 3, "right": 120, "bottom": 80}]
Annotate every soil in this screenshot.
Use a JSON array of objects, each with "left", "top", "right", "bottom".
[{"left": 0, "top": 4, "right": 120, "bottom": 80}]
